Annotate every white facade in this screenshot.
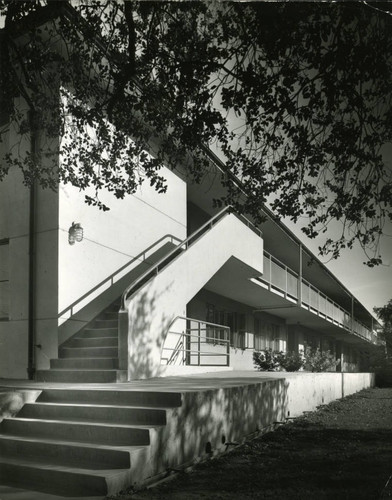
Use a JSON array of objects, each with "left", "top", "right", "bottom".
[{"left": 0, "top": 65, "right": 381, "bottom": 382}]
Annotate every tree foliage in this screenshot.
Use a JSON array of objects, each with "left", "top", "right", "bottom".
[
  {"left": 0, "top": 0, "right": 391, "bottom": 264},
  {"left": 374, "top": 299, "right": 392, "bottom": 355}
]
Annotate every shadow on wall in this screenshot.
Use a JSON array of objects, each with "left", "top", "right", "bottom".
[
  {"left": 127, "top": 287, "right": 173, "bottom": 380},
  {"left": 144, "top": 377, "right": 289, "bottom": 478}
]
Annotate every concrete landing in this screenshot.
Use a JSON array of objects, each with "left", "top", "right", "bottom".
[
  {"left": 1, "top": 370, "right": 282, "bottom": 391},
  {"left": 0, "top": 485, "right": 104, "bottom": 500},
  {"left": 0, "top": 371, "right": 375, "bottom": 499}
]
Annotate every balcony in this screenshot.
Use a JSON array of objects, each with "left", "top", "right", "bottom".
[{"left": 255, "top": 251, "right": 379, "bottom": 345}]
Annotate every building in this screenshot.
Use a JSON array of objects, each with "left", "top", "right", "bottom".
[
  {"left": 0, "top": 111, "right": 381, "bottom": 382},
  {"left": 0, "top": 3, "right": 381, "bottom": 383},
  {"left": 0, "top": 5, "right": 382, "bottom": 496}
]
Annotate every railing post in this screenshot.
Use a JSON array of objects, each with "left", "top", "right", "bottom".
[
  {"left": 298, "top": 243, "right": 303, "bottom": 306},
  {"left": 268, "top": 253, "right": 272, "bottom": 289},
  {"left": 186, "top": 319, "right": 190, "bottom": 365},
  {"left": 226, "top": 328, "right": 230, "bottom": 366},
  {"left": 351, "top": 296, "right": 354, "bottom": 334},
  {"left": 198, "top": 322, "right": 201, "bottom": 366}
]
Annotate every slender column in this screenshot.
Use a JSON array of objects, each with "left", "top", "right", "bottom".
[
  {"left": 351, "top": 296, "right": 354, "bottom": 333},
  {"left": 27, "top": 110, "right": 38, "bottom": 380},
  {"left": 297, "top": 243, "right": 303, "bottom": 306},
  {"left": 198, "top": 322, "right": 201, "bottom": 366}
]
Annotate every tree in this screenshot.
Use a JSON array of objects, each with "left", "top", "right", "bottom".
[
  {"left": 374, "top": 300, "right": 392, "bottom": 356},
  {"left": 0, "top": 1, "right": 391, "bottom": 264}
]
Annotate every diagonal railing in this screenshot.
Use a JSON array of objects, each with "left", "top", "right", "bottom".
[
  {"left": 120, "top": 206, "right": 263, "bottom": 311},
  {"left": 166, "top": 336, "right": 185, "bottom": 365},
  {"left": 58, "top": 233, "right": 182, "bottom": 322}
]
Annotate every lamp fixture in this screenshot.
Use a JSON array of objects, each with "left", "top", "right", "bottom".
[{"left": 68, "top": 222, "right": 83, "bottom": 245}]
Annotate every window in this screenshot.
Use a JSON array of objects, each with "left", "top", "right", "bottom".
[
  {"left": 205, "top": 305, "right": 246, "bottom": 348},
  {"left": 254, "top": 318, "right": 265, "bottom": 351},
  {"left": 231, "top": 313, "right": 246, "bottom": 349},
  {"left": 254, "top": 319, "right": 286, "bottom": 352},
  {"left": 206, "top": 304, "right": 227, "bottom": 344}
]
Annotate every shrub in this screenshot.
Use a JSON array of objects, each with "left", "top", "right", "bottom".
[
  {"left": 253, "top": 349, "right": 304, "bottom": 372},
  {"left": 253, "top": 349, "right": 280, "bottom": 371},
  {"left": 254, "top": 346, "right": 338, "bottom": 372},
  {"left": 303, "top": 344, "right": 338, "bottom": 372},
  {"left": 277, "top": 350, "right": 304, "bottom": 372}
]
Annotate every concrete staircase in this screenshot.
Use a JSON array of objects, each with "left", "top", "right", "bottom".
[
  {"left": 36, "top": 301, "right": 127, "bottom": 383},
  {"left": 0, "top": 303, "right": 186, "bottom": 496},
  {"left": 0, "top": 387, "right": 182, "bottom": 496}
]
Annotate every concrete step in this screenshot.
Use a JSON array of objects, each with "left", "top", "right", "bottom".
[
  {"left": 77, "top": 328, "right": 118, "bottom": 339},
  {"left": 0, "top": 456, "right": 130, "bottom": 496},
  {"left": 18, "top": 403, "right": 167, "bottom": 426},
  {"left": 83, "top": 326, "right": 118, "bottom": 333},
  {"left": 50, "top": 357, "right": 119, "bottom": 369},
  {"left": 0, "top": 418, "right": 153, "bottom": 446},
  {"left": 59, "top": 346, "right": 118, "bottom": 358},
  {"left": 68, "top": 336, "right": 118, "bottom": 348},
  {"left": 0, "top": 434, "right": 134, "bottom": 469},
  {"left": 92, "top": 319, "right": 118, "bottom": 328},
  {"left": 103, "top": 311, "right": 119, "bottom": 320},
  {"left": 35, "top": 369, "right": 127, "bottom": 383},
  {"left": 38, "top": 389, "right": 182, "bottom": 408}
]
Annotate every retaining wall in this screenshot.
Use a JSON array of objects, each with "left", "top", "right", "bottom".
[{"left": 128, "top": 371, "right": 375, "bottom": 484}]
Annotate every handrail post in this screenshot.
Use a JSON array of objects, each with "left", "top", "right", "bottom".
[
  {"left": 285, "top": 265, "right": 288, "bottom": 299},
  {"left": 298, "top": 243, "right": 302, "bottom": 306},
  {"left": 226, "top": 327, "right": 230, "bottom": 366},
  {"left": 198, "top": 322, "right": 201, "bottom": 366},
  {"left": 351, "top": 296, "right": 354, "bottom": 334}
]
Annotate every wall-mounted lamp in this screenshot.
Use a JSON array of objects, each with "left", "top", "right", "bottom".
[{"left": 68, "top": 222, "right": 83, "bottom": 245}]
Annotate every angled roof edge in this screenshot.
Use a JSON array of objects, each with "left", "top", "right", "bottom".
[
  {"left": 0, "top": 1, "right": 379, "bottom": 326},
  {"left": 201, "top": 145, "right": 380, "bottom": 324}
]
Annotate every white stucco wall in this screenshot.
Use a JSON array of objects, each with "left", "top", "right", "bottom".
[
  {"left": 124, "top": 213, "right": 264, "bottom": 379},
  {"left": 58, "top": 167, "right": 187, "bottom": 323},
  {"left": 0, "top": 90, "right": 187, "bottom": 378},
  {"left": 0, "top": 97, "right": 60, "bottom": 377}
]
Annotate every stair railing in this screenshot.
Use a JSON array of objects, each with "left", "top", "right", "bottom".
[
  {"left": 58, "top": 233, "right": 182, "bottom": 322},
  {"left": 167, "top": 336, "right": 185, "bottom": 365},
  {"left": 120, "top": 206, "right": 263, "bottom": 311},
  {"left": 161, "top": 316, "right": 231, "bottom": 367}
]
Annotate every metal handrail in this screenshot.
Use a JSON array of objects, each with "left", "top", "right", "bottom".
[
  {"left": 167, "top": 336, "right": 184, "bottom": 365},
  {"left": 59, "top": 233, "right": 182, "bottom": 319},
  {"left": 120, "top": 206, "right": 263, "bottom": 310},
  {"left": 161, "top": 315, "right": 230, "bottom": 367},
  {"left": 259, "top": 250, "right": 377, "bottom": 344}
]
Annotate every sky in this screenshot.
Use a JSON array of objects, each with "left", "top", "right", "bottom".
[{"left": 284, "top": 217, "right": 392, "bottom": 318}]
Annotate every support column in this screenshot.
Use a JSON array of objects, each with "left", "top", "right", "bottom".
[
  {"left": 351, "top": 296, "right": 354, "bottom": 334},
  {"left": 335, "top": 341, "right": 343, "bottom": 372},
  {"left": 297, "top": 243, "right": 302, "bottom": 306}
]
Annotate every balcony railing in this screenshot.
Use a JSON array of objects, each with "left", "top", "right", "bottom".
[{"left": 258, "top": 251, "right": 378, "bottom": 345}]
